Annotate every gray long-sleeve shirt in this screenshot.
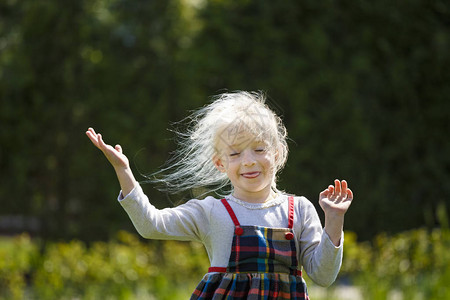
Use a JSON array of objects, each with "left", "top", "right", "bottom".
[{"left": 119, "top": 185, "right": 343, "bottom": 287}]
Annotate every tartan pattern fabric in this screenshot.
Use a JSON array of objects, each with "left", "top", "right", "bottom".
[
  {"left": 191, "top": 197, "right": 309, "bottom": 299},
  {"left": 191, "top": 272, "right": 309, "bottom": 300},
  {"left": 227, "top": 226, "right": 298, "bottom": 275}
]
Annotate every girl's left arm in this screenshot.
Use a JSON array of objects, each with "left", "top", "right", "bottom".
[{"left": 319, "top": 179, "right": 354, "bottom": 246}]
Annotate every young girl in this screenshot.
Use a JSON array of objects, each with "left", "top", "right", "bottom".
[{"left": 86, "top": 91, "right": 354, "bottom": 299}]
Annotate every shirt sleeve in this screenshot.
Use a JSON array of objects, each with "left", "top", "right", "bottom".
[
  {"left": 118, "top": 184, "right": 210, "bottom": 243},
  {"left": 297, "top": 197, "right": 343, "bottom": 287}
]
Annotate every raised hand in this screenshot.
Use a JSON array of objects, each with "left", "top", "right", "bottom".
[
  {"left": 319, "top": 179, "right": 354, "bottom": 217},
  {"left": 319, "top": 179, "right": 354, "bottom": 246},
  {"left": 86, "top": 128, "right": 137, "bottom": 195},
  {"left": 86, "top": 127, "right": 130, "bottom": 170}
]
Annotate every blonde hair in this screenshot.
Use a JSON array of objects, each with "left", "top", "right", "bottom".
[{"left": 149, "top": 91, "right": 288, "bottom": 195}]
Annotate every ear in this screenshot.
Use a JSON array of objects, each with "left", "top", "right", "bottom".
[
  {"left": 274, "top": 144, "right": 284, "bottom": 162},
  {"left": 270, "top": 146, "right": 279, "bottom": 164},
  {"left": 212, "top": 154, "right": 226, "bottom": 173}
]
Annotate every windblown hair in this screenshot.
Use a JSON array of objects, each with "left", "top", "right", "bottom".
[{"left": 148, "top": 91, "right": 288, "bottom": 196}]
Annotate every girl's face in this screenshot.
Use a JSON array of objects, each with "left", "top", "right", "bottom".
[{"left": 213, "top": 129, "right": 277, "bottom": 203}]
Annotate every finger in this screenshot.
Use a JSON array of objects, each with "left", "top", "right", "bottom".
[
  {"left": 86, "top": 130, "right": 100, "bottom": 147},
  {"left": 328, "top": 185, "right": 334, "bottom": 194},
  {"left": 334, "top": 179, "right": 341, "bottom": 195},
  {"left": 97, "top": 133, "right": 107, "bottom": 150},
  {"left": 320, "top": 189, "right": 330, "bottom": 198},
  {"left": 86, "top": 127, "right": 94, "bottom": 135},
  {"left": 86, "top": 129, "right": 94, "bottom": 139},
  {"left": 341, "top": 180, "right": 348, "bottom": 197},
  {"left": 346, "top": 188, "right": 354, "bottom": 200},
  {"left": 115, "top": 144, "right": 122, "bottom": 153},
  {"left": 87, "top": 127, "right": 97, "bottom": 138}
]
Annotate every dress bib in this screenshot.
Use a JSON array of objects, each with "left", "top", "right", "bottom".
[{"left": 191, "top": 197, "right": 309, "bottom": 300}]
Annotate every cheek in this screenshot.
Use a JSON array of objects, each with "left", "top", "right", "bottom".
[
  {"left": 227, "top": 158, "right": 241, "bottom": 171},
  {"left": 263, "top": 154, "right": 277, "bottom": 171},
  {"left": 263, "top": 152, "right": 275, "bottom": 162},
  {"left": 222, "top": 156, "right": 232, "bottom": 167}
]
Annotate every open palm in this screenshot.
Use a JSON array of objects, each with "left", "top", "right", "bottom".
[
  {"left": 86, "top": 127, "right": 129, "bottom": 169},
  {"left": 319, "top": 179, "right": 354, "bottom": 216}
]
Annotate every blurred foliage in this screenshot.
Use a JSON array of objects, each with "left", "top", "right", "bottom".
[
  {"left": 0, "top": 0, "right": 449, "bottom": 241},
  {"left": 340, "top": 228, "right": 450, "bottom": 300},
  {"left": 0, "top": 231, "right": 209, "bottom": 300},
  {"left": 0, "top": 234, "right": 38, "bottom": 299},
  {"left": 1, "top": 230, "right": 450, "bottom": 299}
]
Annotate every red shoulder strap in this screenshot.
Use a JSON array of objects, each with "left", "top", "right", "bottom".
[
  {"left": 220, "top": 198, "right": 241, "bottom": 227},
  {"left": 288, "top": 196, "right": 294, "bottom": 229}
]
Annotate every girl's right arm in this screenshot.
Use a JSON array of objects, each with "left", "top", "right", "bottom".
[
  {"left": 86, "top": 128, "right": 208, "bottom": 242},
  {"left": 86, "top": 127, "right": 138, "bottom": 196}
]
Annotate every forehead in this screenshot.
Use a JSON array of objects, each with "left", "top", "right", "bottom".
[{"left": 216, "top": 125, "right": 267, "bottom": 150}]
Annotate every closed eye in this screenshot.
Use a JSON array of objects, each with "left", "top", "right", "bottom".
[{"left": 230, "top": 152, "right": 240, "bottom": 157}]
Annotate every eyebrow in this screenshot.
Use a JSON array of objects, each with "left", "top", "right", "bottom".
[{"left": 228, "top": 140, "right": 266, "bottom": 149}]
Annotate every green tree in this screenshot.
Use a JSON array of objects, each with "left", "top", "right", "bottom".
[
  {"left": 1, "top": 0, "right": 449, "bottom": 241},
  {"left": 184, "top": 0, "right": 450, "bottom": 239},
  {"left": 0, "top": 0, "right": 196, "bottom": 240}
]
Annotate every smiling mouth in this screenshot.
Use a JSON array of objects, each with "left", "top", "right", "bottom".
[{"left": 241, "top": 172, "right": 261, "bottom": 178}]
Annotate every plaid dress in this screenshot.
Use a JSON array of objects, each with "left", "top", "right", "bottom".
[{"left": 191, "top": 197, "right": 309, "bottom": 300}]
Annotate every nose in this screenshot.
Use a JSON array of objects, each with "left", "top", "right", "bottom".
[{"left": 241, "top": 149, "right": 256, "bottom": 166}]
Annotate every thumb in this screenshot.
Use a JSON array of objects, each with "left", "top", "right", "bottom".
[{"left": 319, "top": 189, "right": 329, "bottom": 200}]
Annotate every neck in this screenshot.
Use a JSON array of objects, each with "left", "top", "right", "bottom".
[{"left": 232, "top": 188, "right": 277, "bottom": 204}]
